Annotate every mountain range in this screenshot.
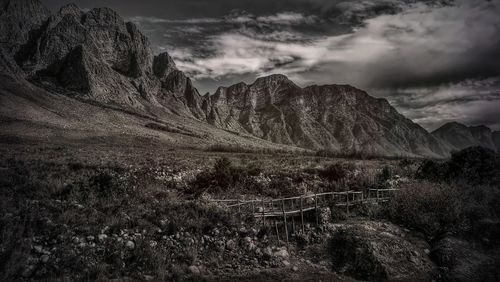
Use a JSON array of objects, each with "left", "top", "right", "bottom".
[{"left": 1, "top": 0, "right": 498, "bottom": 158}]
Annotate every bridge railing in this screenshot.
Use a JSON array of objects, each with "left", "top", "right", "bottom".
[{"left": 210, "top": 189, "right": 397, "bottom": 217}]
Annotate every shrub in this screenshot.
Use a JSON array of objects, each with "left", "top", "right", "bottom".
[
  {"left": 318, "top": 163, "right": 349, "bottom": 182},
  {"left": 376, "top": 165, "right": 392, "bottom": 185},
  {"left": 415, "top": 159, "right": 447, "bottom": 181},
  {"left": 386, "top": 181, "right": 465, "bottom": 238},
  {"left": 416, "top": 147, "right": 500, "bottom": 186}
]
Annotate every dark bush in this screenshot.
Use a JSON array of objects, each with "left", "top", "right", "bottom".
[
  {"left": 386, "top": 181, "right": 465, "bottom": 238},
  {"left": 189, "top": 157, "right": 265, "bottom": 196},
  {"left": 416, "top": 147, "right": 500, "bottom": 186},
  {"left": 319, "top": 163, "right": 349, "bottom": 182},
  {"left": 448, "top": 147, "right": 500, "bottom": 185},
  {"left": 377, "top": 166, "right": 392, "bottom": 184},
  {"left": 416, "top": 159, "right": 447, "bottom": 181}
]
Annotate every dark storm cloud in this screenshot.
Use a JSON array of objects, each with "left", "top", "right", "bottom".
[{"left": 385, "top": 78, "right": 500, "bottom": 131}]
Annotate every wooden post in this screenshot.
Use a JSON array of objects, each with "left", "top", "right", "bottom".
[
  {"left": 315, "top": 193, "right": 319, "bottom": 227},
  {"left": 282, "top": 199, "right": 289, "bottom": 249},
  {"left": 238, "top": 199, "right": 241, "bottom": 214},
  {"left": 251, "top": 199, "right": 255, "bottom": 215},
  {"left": 300, "top": 196, "right": 304, "bottom": 233},
  {"left": 291, "top": 200, "right": 295, "bottom": 234},
  {"left": 275, "top": 221, "right": 280, "bottom": 243},
  {"left": 377, "top": 189, "right": 380, "bottom": 203},
  {"left": 346, "top": 193, "right": 349, "bottom": 217},
  {"left": 262, "top": 199, "right": 265, "bottom": 226}
]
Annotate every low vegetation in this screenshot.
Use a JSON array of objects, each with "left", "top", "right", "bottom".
[
  {"left": 387, "top": 147, "right": 500, "bottom": 241},
  {"left": 1, "top": 144, "right": 499, "bottom": 281}
]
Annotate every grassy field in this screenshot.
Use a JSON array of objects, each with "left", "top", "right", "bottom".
[{"left": 1, "top": 139, "right": 499, "bottom": 281}]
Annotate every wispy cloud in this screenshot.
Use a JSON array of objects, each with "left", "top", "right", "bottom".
[
  {"left": 130, "top": 12, "right": 318, "bottom": 26},
  {"left": 168, "top": 0, "right": 500, "bottom": 89}
]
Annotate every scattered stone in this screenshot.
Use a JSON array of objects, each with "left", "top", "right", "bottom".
[
  {"left": 273, "top": 249, "right": 289, "bottom": 259},
  {"left": 41, "top": 255, "right": 50, "bottom": 263},
  {"left": 125, "top": 240, "right": 135, "bottom": 249},
  {"left": 282, "top": 260, "right": 290, "bottom": 267},
  {"left": 22, "top": 265, "right": 36, "bottom": 278},
  {"left": 226, "top": 239, "right": 236, "bottom": 250},
  {"left": 292, "top": 266, "right": 299, "bottom": 272},
  {"left": 33, "top": 245, "right": 43, "bottom": 254},
  {"left": 98, "top": 234, "right": 108, "bottom": 241},
  {"left": 263, "top": 247, "right": 273, "bottom": 257},
  {"left": 188, "top": 265, "right": 200, "bottom": 275}
]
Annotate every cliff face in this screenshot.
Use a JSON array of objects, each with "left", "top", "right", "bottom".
[
  {"left": 432, "top": 122, "right": 498, "bottom": 152},
  {"left": 0, "top": 0, "right": 50, "bottom": 51},
  {"left": 205, "top": 75, "right": 447, "bottom": 157},
  {"left": 6, "top": 2, "right": 203, "bottom": 118}
]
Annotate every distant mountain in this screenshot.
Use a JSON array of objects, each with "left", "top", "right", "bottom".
[
  {"left": 204, "top": 74, "right": 447, "bottom": 157},
  {"left": 432, "top": 122, "right": 498, "bottom": 152},
  {"left": 0, "top": 1, "right": 492, "bottom": 158}
]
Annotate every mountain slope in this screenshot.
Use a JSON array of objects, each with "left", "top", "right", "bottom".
[
  {"left": 0, "top": 0, "right": 477, "bottom": 158},
  {"left": 432, "top": 122, "right": 498, "bottom": 152},
  {"left": 205, "top": 74, "right": 447, "bottom": 157},
  {"left": 8, "top": 2, "right": 206, "bottom": 121}
]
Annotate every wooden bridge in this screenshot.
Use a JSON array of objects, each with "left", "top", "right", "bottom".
[
  {"left": 210, "top": 189, "right": 398, "bottom": 247},
  {"left": 211, "top": 188, "right": 398, "bottom": 223}
]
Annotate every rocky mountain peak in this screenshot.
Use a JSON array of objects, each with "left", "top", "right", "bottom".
[
  {"left": 0, "top": 0, "right": 50, "bottom": 50},
  {"left": 153, "top": 52, "right": 178, "bottom": 80},
  {"left": 58, "top": 3, "right": 82, "bottom": 18},
  {"left": 254, "top": 74, "right": 291, "bottom": 83},
  {"left": 432, "top": 122, "right": 497, "bottom": 152}
]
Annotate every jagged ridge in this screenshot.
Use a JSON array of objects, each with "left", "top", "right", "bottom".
[{"left": 204, "top": 74, "right": 447, "bottom": 157}]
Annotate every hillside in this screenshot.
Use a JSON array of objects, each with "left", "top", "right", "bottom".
[{"left": 0, "top": 0, "right": 490, "bottom": 158}]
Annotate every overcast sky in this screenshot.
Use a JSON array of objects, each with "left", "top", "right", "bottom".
[{"left": 42, "top": 0, "right": 500, "bottom": 131}]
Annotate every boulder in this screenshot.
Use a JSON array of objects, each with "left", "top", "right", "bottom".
[{"left": 329, "top": 221, "right": 434, "bottom": 281}]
